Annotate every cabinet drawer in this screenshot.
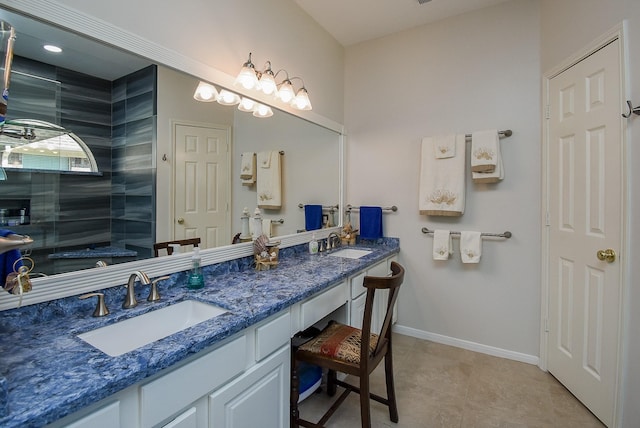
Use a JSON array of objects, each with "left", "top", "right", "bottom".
[
  {"left": 140, "top": 335, "right": 246, "bottom": 428},
  {"left": 64, "top": 401, "right": 119, "bottom": 428},
  {"left": 350, "top": 271, "right": 366, "bottom": 298},
  {"left": 256, "top": 311, "right": 291, "bottom": 361},
  {"left": 300, "top": 281, "right": 348, "bottom": 330}
]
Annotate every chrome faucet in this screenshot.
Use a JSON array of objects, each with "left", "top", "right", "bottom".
[
  {"left": 123, "top": 270, "right": 150, "bottom": 309},
  {"left": 327, "top": 232, "right": 342, "bottom": 251}
]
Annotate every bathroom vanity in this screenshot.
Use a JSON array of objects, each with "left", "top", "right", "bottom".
[{"left": 0, "top": 239, "right": 399, "bottom": 428}]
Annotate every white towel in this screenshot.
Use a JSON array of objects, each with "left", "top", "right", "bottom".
[
  {"left": 473, "top": 149, "right": 504, "bottom": 183},
  {"left": 262, "top": 219, "right": 272, "bottom": 238},
  {"left": 257, "top": 151, "right": 282, "bottom": 209},
  {"left": 419, "top": 134, "right": 466, "bottom": 216},
  {"left": 460, "top": 231, "right": 482, "bottom": 264},
  {"left": 471, "top": 129, "right": 499, "bottom": 173},
  {"left": 241, "top": 152, "right": 256, "bottom": 186},
  {"left": 432, "top": 229, "right": 453, "bottom": 260},
  {"left": 433, "top": 134, "right": 456, "bottom": 159}
]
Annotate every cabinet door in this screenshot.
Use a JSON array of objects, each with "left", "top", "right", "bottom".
[
  {"left": 350, "top": 293, "right": 366, "bottom": 329},
  {"left": 209, "top": 345, "right": 289, "bottom": 428},
  {"left": 162, "top": 407, "right": 197, "bottom": 428}
]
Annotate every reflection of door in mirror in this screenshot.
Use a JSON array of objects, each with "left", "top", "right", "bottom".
[{"left": 173, "top": 122, "right": 230, "bottom": 248}]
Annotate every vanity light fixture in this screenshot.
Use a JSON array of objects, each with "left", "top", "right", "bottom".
[
  {"left": 193, "top": 81, "right": 218, "bottom": 102},
  {"left": 234, "top": 52, "right": 312, "bottom": 111}
]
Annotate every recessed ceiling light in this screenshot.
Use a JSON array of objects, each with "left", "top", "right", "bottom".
[{"left": 43, "top": 44, "right": 62, "bottom": 53}]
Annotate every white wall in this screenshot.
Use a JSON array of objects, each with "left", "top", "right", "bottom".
[
  {"left": 344, "top": 0, "right": 541, "bottom": 358},
  {"left": 47, "top": 0, "right": 345, "bottom": 124},
  {"left": 540, "top": 1, "right": 640, "bottom": 426}
]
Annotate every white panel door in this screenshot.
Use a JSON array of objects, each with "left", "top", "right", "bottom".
[
  {"left": 547, "top": 39, "right": 622, "bottom": 427},
  {"left": 174, "top": 123, "right": 230, "bottom": 248}
]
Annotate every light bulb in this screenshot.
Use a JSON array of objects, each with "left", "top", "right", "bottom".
[
  {"left": 238, "top": 97, "right": 257, "bottom": 112},
  {"left": 291, "top": 88, "right": 312, "bottom": 110},
  {"left": 259, "top": 72, "right": 277, "bottom": 95},
  {"left": 216, "top": 90, "right": 241, "bottom": 106},
  {"left": 277, "top": 80, "right": 295, "bottom": 103},
  {"left": 235, "top": 66, "right": 258, "bottom": 90}
]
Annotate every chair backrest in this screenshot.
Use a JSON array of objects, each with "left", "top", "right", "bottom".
[
  {"left": 361, "top": 261, "right": 405, "bottom": 360},
  {"left": 153, "top": 238, "right": 201, "bottom": 257}
]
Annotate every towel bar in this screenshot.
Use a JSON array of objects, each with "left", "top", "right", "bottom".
[
  {"left": 464, "top": 129, "right": 512, "bottom": 141},
  {"left": 346, "top": 205, "right": 398, "bottom": 212},
  {"left": 421, "top": 227, "right": 512, "bottom": 239},
  {"left": 298, "top": 204, "right": 339, "bottom": 211}
]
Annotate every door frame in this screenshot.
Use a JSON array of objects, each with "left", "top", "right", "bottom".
[
  {"left": 170, "top": 119, "right": 233, "bottom": 244},
  {"left": 540, "top": 22, "right": 629, "bottom": 426}
]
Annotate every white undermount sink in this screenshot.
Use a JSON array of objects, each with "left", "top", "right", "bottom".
[
  {"left": 77, "top": 300, "right": 228, "bottom": 357},
  {"left": 327, "top": 248, "right": 372, "bottom": 259}
]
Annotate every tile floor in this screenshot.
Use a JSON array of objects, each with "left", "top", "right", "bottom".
[{"left": 297, "top": 333, "right": 605, "bottom": 428}]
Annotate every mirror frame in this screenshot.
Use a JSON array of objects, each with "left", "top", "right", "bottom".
[{"left": 0, "top": 0, "right": 345, "bottom": 311}]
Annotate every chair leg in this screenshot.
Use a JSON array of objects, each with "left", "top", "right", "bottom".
[
  {"left": 290, "top": 347, "right": 300, "bottom": 428},
  {"left": 327, "top": 369, "right": 337, "bottom": 397},
  {"left": 384, "top": 351, "right": 399, "bottom": 423},
  {"left": 360, "top": 374, "right": 371, "bottom": 428}
]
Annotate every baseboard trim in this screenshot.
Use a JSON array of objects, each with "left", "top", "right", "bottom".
[{"left": 393, "top": 324, "right": 540, "bottom": 366}]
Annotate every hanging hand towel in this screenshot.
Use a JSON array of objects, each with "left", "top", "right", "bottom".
[
  {"left": 473, "top": 148, "right": 504, "bottom": 183},
  {"left": 471, "top": 129, "right": 499, "bottom": 173},
  {"left": 433, "top": 134, "right": 456, "bottom": 159},
  {"left": 240, "top": 152, "right": 256, "bottom": 186},
  {"left": 359, "top": 206, "right": 383, "bottom": 240},
  {"left": 257, "top": 151, "right": 282, "bottom": 209},
  {"left": 460, "top": 231, "right": 482, "bottom": 264},
  {"left": 419, "top": 134, "right": 466, "bottom": 216},
  {"left": 0, "top": 229, "right": 23, "bottom": 291},
  {"left": 304, "top": 205, "right": 323, "bottom": 231},
  {"left": 432, "top": 229, "right": 453, "bottom": 260}
]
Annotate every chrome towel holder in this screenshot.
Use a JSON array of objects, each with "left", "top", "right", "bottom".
[{"left": 421, "top": 227, "right": 512, "bottom": 239}]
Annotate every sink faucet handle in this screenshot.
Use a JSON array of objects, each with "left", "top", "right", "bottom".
[
  {"left": 79, "top": 292, "right": 110, "bottom": 317},
  {"left": 148, "top": 276, "right": 170, "bottom": 302}
]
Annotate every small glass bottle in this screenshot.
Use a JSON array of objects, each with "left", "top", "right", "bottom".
[
  {"left": 309, "top": 233, "right": 318, "bottom": 254},
  {"left": 187, "top": 247, "right": 205, "bottom": 289}
]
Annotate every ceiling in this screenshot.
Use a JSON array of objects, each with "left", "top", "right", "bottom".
[
  {"left": 0, "top": 8, "right": 150, "bottom": 81},
  {"left": 294, "top": 0, "right": 511, "bottom": 46}
]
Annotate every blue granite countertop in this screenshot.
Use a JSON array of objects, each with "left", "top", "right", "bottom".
[
  {"left": 47, "top": 246, "right": 138, "bottom": 259},
  {"left": 0, "top": 239, "right": 399, "bottom": 427}
]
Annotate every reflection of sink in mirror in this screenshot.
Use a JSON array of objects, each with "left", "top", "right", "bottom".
[
  {"left": 328, "top": 249, "right": 372, "bottom": 259},
  {"left": 77, "top": 300, "right": 227, "bottom": 357}
]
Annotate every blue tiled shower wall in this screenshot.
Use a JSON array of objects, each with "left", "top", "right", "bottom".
[{"left": 1, "top": 56, "right": 157, "bottom": 274}]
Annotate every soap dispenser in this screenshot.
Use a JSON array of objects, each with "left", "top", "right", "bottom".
[
  {"left": 309, "top": 233, "right": 318, "bottom": 254},
  {"left": 187, "top": 247, "right": 204, "bottom": 289}
]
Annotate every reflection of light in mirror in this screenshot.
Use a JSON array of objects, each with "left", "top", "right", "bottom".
[
  {"left": 238, "top": 97, "right": 257, "bottom": 112},
  {"left": 216, "top": 89, "right": 241, "bottom": 106},
  {"left": 193, "top": 81, "right": 218, "bottom": 102},
  {"left": 253, "top": 103, "right": 273, "bottom": 118},
  {"left": 43, "top": 44, "right": 62, "bottom": 53}
]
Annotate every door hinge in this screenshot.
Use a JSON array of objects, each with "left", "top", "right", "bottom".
[
  {"left": 544, "top": 318, "right": 549, "bottom": 333},
  {"left": 545, "top": 104, "right": 551, "bottom": 120},
  {"left": 545, "top": 211, "right": 551, "bottom": 226}
]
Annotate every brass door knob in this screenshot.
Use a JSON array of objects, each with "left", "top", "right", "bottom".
[
  {"left": 597, "top": 248, "right": 616, "bottom": 263},
  {"left": 177, "top": 217, "right": 185, "bottom": 224}
]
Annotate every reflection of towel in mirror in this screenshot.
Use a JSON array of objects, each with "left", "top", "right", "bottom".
[
  {"left": 432, "top": 230, "right": 452, "bottom": 260},
  {"left": 471, "top": 130, "right": 499, "bottom": 173},
  {"left": 257, "top": 151, "right": 282, "bottom": 209},
  {"left": 473, "top": 145, "right": 504, "bottom": 183},
  {"left": 240, "top": 152, "right": 256, "bottom": 185},
  {"left": 419, "top": 135, "right": 466, "bottom": 216},
  {"left": 359, "top": 206, "right": 383, "bottom": 239},
  {"left": 304, "top": 205, "right": 323, "bottom": 231},
  {"left": 460, "top": 231, "right": 482, "bottom": 264},
  {"left": 0, "top": 229, "right": 23, "bottom": 289}
]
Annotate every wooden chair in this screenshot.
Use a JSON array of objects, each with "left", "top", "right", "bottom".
[
  {"left": 153, "top": 238, "right": 201, "bottom": 257},
  {"left": 290, "top": 261, "right": 405, "bottom": 428}
]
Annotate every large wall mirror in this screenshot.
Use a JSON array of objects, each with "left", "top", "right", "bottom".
[{"left": 0, "top": 3, "right": 343, "bottom": 309}]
